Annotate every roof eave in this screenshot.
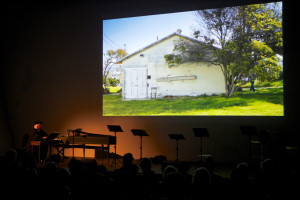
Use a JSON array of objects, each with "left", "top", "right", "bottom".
[{"left": 116, "top": 33, "right": 211, "bottom": 64}]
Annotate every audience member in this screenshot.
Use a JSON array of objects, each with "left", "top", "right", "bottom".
[
  {"left": 140, "top": 157, "right": 153, "bottom": 174},
  {"left": 162, "top": 166, "right": 186, "bottom": 200},
  {"left": 117, "top": 152, "right": 139, "bottom": 177},
  {"left": 114, "top": 153, "right": 139, "bottom": 200},
  {"left": 178, "top": 161, "right": 192, "bottom": 184},
  {"left": 192, "top": 166, "right": 211, "bottom": 185},
  {"left": 191, "top": 167, "right": 212, "bottom": 200},
  {"left": 255, "top": 158, "right": 282, "bottom": 200},
  {"left": 139, "top": 157, "right": 156, "bottom": 184},
  {"left": 231, "top": 162, "right": 249, "bottom": 185},
  {"left": 162, "top": 165, "right": 178, "bottom": 179},
  {"left": 0, "top": 148, "right": 297, "bottom": 200},
  {"left": 229, "top": 162, "right": 252, "bottom": 200},
  {"left": 204, "top": 156, "right": 223, "bottom": 186},
  {"left": 1, "top": 149, "right": 19, "bottom": 178}
]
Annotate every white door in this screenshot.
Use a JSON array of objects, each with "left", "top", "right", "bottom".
[{"left": 124, "top": 68, "right": 147, "bottom": 99}]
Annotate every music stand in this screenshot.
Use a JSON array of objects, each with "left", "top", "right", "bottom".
[
  {"left": 45, "top": 132, "right": 60, "bottom": 141},
  {"left": 252, "top": 130, "right": 270, "bottom": 162},
  {"left": 240, "top": 126, "right": 258, "bottom": 163},
  {"left": 107, "top": 125, "right": 123, "bottom": 168},
  {"left": 67, "top": 128, "right": 82, "bottom": 158},
  {"left": 168, "top": 134, "right": 185, "bottom": 162},
  {"left": 193, "top": 128, "right": 209, "bottom": 161},
  {"left": 131, "top": 129, "right": 149, "bottom": 161}
]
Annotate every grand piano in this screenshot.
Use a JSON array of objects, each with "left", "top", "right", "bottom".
[{"left": 53, "top": 129, "right": 116, "bottom": 164}]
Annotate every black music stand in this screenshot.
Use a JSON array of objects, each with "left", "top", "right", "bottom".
[
  {"left": 193, "top": 128, "right": 209, "bottom": 161},
  {"left": 168, "top": 134, "right": 185, "bottom": 162},
  {"left": 131, "top": 129, "right": 149, "bottom": 161},
  {"left": 107, "top": 125, "right": 123, "bottom": 168},
  {"left": 67, "top": 128, "right": 82, "bottom": 158},
  {"left": 240, "top": 126, "right": 258, "bottom": 163}
]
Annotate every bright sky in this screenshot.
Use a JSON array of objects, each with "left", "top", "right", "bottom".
[
  {"left": 103, "top": 11, "right": 199, "bottom": 55},
  {"left": 103, "top": 1, "right": 282, "bottom": 58}
]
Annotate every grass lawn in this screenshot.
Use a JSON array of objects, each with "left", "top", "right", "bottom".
[
  {"left": 103, "top": 87, "right": 283, "bottom": 116},
  {"left": 240, "top": 80, "right": 283, "bottom": 88}
]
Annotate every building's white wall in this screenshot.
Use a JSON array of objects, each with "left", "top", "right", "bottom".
[
  {"left": 121, "top": 35, "right": 226, "bottom": 99},
  {"left": 155, "top": 63, "right": 225, "bottom": 97}
]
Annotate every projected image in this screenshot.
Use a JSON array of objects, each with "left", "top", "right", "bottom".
[{"left": 103, "top": 2, "right": 283, "bottom": 116}]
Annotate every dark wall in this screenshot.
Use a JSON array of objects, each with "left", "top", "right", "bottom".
[{"left": 1, "top": 0, "right": 299, "bottom": 163}]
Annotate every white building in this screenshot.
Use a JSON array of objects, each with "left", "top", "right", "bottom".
[
  {"left": 107, "top": 67, "right": 121, "bottom": 80},
  {"left": 117, "top": 32, "right": 226, "bottom": 100}
]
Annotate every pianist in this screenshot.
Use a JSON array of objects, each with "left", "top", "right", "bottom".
[
  {"left": 31, "top": 121, "right": 49, "bottom": 161},
  {"left": 32, "top": 121, "right": 48, "bottom": 141}
]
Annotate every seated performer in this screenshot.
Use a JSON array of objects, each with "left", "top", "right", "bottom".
[
  {"left": 31, "top": 121, "right": 49, "bottom": 161},
  {"left": 32, "top": 121, "right": 48, "bottom": 140}
]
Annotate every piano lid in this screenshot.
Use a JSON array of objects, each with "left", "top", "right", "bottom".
[
  {"left": 59, "top": 134, "right": 116, "bottom": 145},
  {"left": 80, "top": 131, "right": 114, "bottom": 137},
  {"left": 67, "top": 128, "right": 113, "bottom": 137}
]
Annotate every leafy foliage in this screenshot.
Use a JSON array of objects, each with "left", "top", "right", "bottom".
[
  {"left": 165, "top": 3, "right": 282, "bottom": 97},
  {"left": 164, "top": 54, "right": 182, "bottom": 67}
]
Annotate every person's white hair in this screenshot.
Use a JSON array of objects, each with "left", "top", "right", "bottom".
[{"left": 192, "top": 167, "right": 211, "bottom": 184}]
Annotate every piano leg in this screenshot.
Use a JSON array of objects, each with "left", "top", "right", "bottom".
[
  {"left": 101, "top": 144, "right": 104, "bottom": 165},
  {"left": 83, "top": 144, "right": 85, "bottom": 159},
  {"left": 108, "top": 145, "right": 110, "bottom": 166}
]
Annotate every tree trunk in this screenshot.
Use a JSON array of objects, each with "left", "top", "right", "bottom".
[
  {"left": 224, "top": 76, "right": 236, "bottom": 97},
  {"left": 228, "top": 84, "right": 236, "bottom": 97}
]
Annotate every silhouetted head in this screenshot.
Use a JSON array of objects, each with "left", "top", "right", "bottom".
[
  {"left": 163, "top": 165, "right": 178, "bottom": 179},
  {"left": 140, "top": 157, "right": 152, "bottom": 172},
  {"left": 205, "top": 156, "right": 215, "bottom": 171},
  {"left": 4, "top": 149, "right": 17, "bottom": 162},
  {"left": 260, "top": 158, "right": 276, "bottom": 175},
  {"left": 231, "top": 162, "right": 249, "bottom": 184},
  {"left": 123, "top": 153, "right": 133, "bottom": 166},
  {"left": 193, "top": 167, "right": 211, "bottom": 185}
]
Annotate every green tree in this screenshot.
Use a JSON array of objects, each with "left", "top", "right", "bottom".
[
  {"left": 108, "top": 78, "right": 120, "bottom": 87},
  {"left": 103, "top": 49, "right": 127, "bottom": 90},
  {"left": 165, "top": 3, "right": 282, "bottom": 97}
]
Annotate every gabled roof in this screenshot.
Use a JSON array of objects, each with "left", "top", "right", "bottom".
[{"left": 116, "top": 32, "right": 205, "bottom": 64}]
